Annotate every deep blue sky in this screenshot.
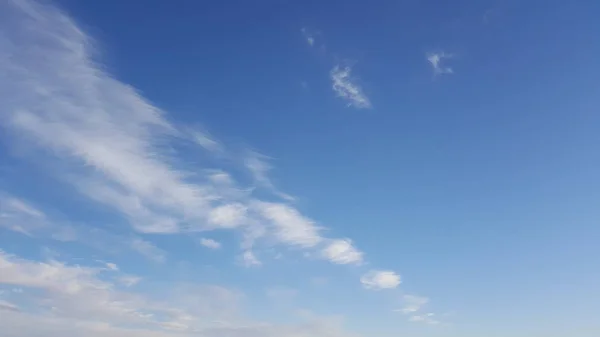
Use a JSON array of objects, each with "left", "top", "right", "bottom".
[{"left": 1, "top": 0, "right": 600, "bottom": 336}]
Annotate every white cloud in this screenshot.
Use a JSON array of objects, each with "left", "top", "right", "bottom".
[
  {"left": 1, "top": 0, "right": 225, "bottom": 235},
  {"left": 0, "top": 299, "right": 20, "bottom": 312},
  {"left": 240, "top": 250, "right": 261, "bottom": 267},
  {"left": 0, "top": 196, "right": 44, "bottom": 219},
  {"left": 0, "top": 251, "right": 239, "bottom": 333},
  {"left": 301, "top": 27, "right": 316, "bottom": 46},
  {"left": 0, "top": 2, "right": 426, "bottom": 314},
  {"left": 118, "top": 275, "right": 142, "bottom": 287},
  {"left": 0, "top": 250, "right": 107, "bottom": 294},
  {"left": 130, "top": 238, "right": 166, "bottom": 263},
  {"left": 0, "top": 0, "right": 373, "bottom": 269},
  {"left": 199, "top": 238, "right": 221, "bottom": 249},
  {"left": 408, "top": 312, "right": 439, "bottom": 325},
  {"left": 244, "top": 150, "right": 295, "bottom": 201},
  {"left": 0, "top": 194, "right": 45, "bottom": 235},
  {"left": 105, "top": 262, "right": 119, "bottom": 271},
  {"left": 207, "top": 203, "right": 247, "bottom": 229},
  {"left": 253, "top": 201, "right": 322, "bottom": 248},
  {"left": 321, "top": 239, "right": 363, "bottom": 265},
  {"left": 426, "top": 52, "right": 454, "bottom": 75},
  {"left": 360, "top": 270, "right": 401, "bottom": 290},
  {"left": 330, "top": 65, "right": 371, "bottom": 109},
  {"left": 189, "top": 129, "right": 223, "bottom": 153},
  {"left": 396, "top": 294, "right": 429, "bottom": 314},
  {"left": 8, "top": 249, "right": 367, "bottom": 337}
]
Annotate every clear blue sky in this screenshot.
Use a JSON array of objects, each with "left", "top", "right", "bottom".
[{"left": 1, "top": 0, "right": 600, "bottom": 336}]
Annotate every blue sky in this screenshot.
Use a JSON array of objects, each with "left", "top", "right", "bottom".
[{"left": 1, "top": 0, "right": 600, "bottom": 336}]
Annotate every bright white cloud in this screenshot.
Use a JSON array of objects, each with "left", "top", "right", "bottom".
[
  {"left": 207, "top": 203, "right": 248, "bottom": 229},
  {"left": 330, "top": 65, "right": 372, "bottom": 109},
  {"left": 426, "top": 52, "right": 454, "bottom": 75},
  {"left": 199, "top": 237, "right": 221, "bottom": 249},
  {"left": 321, "top": 239, "right": 363, "bottom": 265},
  {"left": 360, "top": 270, "right": 401, "bottom": 290}
]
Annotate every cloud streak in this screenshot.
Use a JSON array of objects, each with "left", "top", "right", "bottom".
[
  {"left": 426, "top": 52, "right": 454, "bottom": 75},
  {"left": 0, "top": 0, "right": 366, "bottom": 266},
  {"left": 0, "top": 1, "right": 418, "bottom": 322},
  {"left": 330, "top": 65, "right": 372, "bottom": 109}
]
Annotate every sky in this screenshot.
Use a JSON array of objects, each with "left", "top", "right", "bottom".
[{"left": 1, "top": 0, "right": 600, "bottom": 336}]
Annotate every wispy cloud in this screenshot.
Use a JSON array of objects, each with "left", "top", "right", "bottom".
[
  {"left": 253, "top": 201, "right": 322, "bottom": 248},
  {"left": 0, "top": 251, "right": 272, "bottom": 335},
  {"left": 240, "top": 250, "right": 261, "bottom": 267},
  {"left": 130, "top": 238, "right": 167, "bottom": 263},
  {"left": 105, "top": 262, "right": 119, "bottom": 271},
  {"left": 360, "top": 270, "right": 401, "bottom": 290},
  {"left": 199, "top": 237, "right": 221, "bottom": 249},
  {"left": 330, "top": 65, "right": 372, "bottom": 109},
  {"left": 2, "top": 0, "right": 352, "bottom": 263},
  {"left": 395, "top": 294, "right": 429, "bottom": 314},
  {"left": 0, "top": 194, "right": 45, "bottom": 235},
  {"left": 266, "top": 286, "right": 298, "bottom": 306},
  {"left": 408, "top": 312, "right": 440, "bottom": 325},
  {"left": 244, "top": 150, "right": 295, "bottom": 201},
  {"left": 321, "top": 239, "right": 363, "bottom": 265},
  {"left": 0, "top": 0, "right": 412, "bottom": 312},
  {"left": 394, "top": 294, "right": 441, "bottom": 325},
  {"left": 0, "top": 299, "right": 20, "bottom": 312},
  {"left": 188, "top": 129, "right": 223, "bottom": 154},
  {"left": 118, "top": 275, "right": 142, "bottom": 287},
  {"left": 426, "top": 52, "right": 454, "bottom": 76},
  {"left": 301, "top": 27, "right": 316, "bottom": 46}
]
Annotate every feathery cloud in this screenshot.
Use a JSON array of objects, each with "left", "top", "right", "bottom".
[
  {"left": 396, "top": 294, "right": 429, "bottom": 314},
  {"left": 408, "top": 312, "right": 440, "bottom": 325},
  {"left": 330, "top": 65, "right": 372, "bottom": 109},
  {"left": 426, "top": 52, "right": 454, "bottom": 75},
  {"left": 253, "top": 201, "right": 322, "bottom": 248},
  {"left": 301, "top": 27, "right": 316, "bottom": 46},
  {"left": 0, "top": 194, "right": 45, "bottom": 235},
  {"left": 0, "top": 1, "right": 417, "bottom": 312},
  {"left": 130, "top": 238, "right": 167, "bottom": 263},
  {"left": 244, "top": 150, "right": 295, "bottom": 201},
  {"left": 360, "top": 270, "right": 401, "bottom": 290}
]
